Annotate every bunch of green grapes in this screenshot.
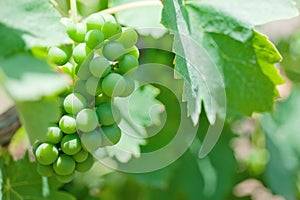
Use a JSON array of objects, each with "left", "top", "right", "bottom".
[{"left": 34, "top": 13, "right": 140, "bottom": 183}]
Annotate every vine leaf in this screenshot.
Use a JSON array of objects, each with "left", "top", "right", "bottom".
[
  {"left": 0, "top": 152, "right": 75, "bottom": 200},
  {"left": 0, "top": 54, "right": 66, "bottom": 101},
  {"left": 16, "top": 99, "right": 62, "bottom": 144},
  {"left": 261, "top": 87, "right": 300, "bottom": 199},
  {"left": 0, "top": 0, "right": 68, "bottom": 57},
  {"left": 0, "top": 54, "right": 67, "bottom": 143},
  {"left": 190, "top": 0, "right": 298, "bottom": 26},
  {"left": 161, "top": 0, "right": 298, "bottom": 124},
  {"left": 110, "top": 0, "right": 165, "bottom": 37}
]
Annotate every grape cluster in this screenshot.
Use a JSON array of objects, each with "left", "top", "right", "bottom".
[{"left": 33, "top": 13, "right": 140, "bottom": 183}]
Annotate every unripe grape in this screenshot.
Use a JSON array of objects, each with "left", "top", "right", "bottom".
[
  {"left": 119, "top": 75, "right": 135, "bottom": 97},
  {"left": 46, "top": 126, "right": 63, "bottom": 144},
  {"left": 60, "top": 134, "right": 81, "bottom": 155},
  {"left": 32, "top": 141, "right": 42, "bottom": 153},
  {"left": 101, "top": 21, "right": 122, "bottom": 39},
  {"left": 96, "top": 103, "right": 120, "bottom": 126},
  {"left": 48, "top": 47, "right": 69, "bottom": 65},
  {"left": 89, "top": 56, "right": 111, "bottom": 78},
  {"left": 35, "top": 143, "right": 59, "bottom": 165},
  {"left": 73, "top": 80, "right": 93, "bottom": 101},
  {"left": 65, "top": 21, "right": 77, "bottom": 40},
  {"left": 59, "top": 62, "right": 75, "bottom": 77},
  {"left": 85, "top": 30, "right": 105, "bottom": 49},
  {"left": 53, "top": 154, "right": 76, "bottom": 175},
  {"left": 55, "top": 172, "right": 75, "bottom": 183},
  {"left": 126, "top": 46, "right": 140, "bottom": 59},
  {"left": 59, "top": 115, "right": 77, "bottom": 134},
  {"left": 118, "top": 54, "right": 139, "bottom": 74},
  {"left": 101, "top": 124, "right": 121, "bottom": 146},
  {"left": 85, "top": 76, "right": 102, "bottom": 96},
  {"left": 74, "top": 23, "right": 87, "bottom": 43},
  {"left": 101, "top": 73, "right": 126, "bottom": 97},
  {"left": 95, "top": 94, "right": 111, "bottom": 106},
  {"left": 72, "top": 148, "right": 89, "bottom": 162},
  {"left": 76, "top": 109, "right": 98, "bottom": 132},
  {"left": 75, "top": 154, "right": 94, "bottom": 172},
  {"left": 37, "top": 163, "right": 54, "bottom": 177},
  {"left": 103, "top": 41, "right": 125, "bottom": 61},
  {"left": 73, "top": 43, "right": 90, "bottom": 64},
  {"left": 63, "top": 93, "right": 87, "bottom": 114},
  {"left": 117, "top": 28, "right": 138, "bottom": 48},
  {"left": 86, "top": 14, "right": 104, "bottom": 30},
  {"left": 80, "top": 129, "right": 102, "bottom": 152},
  {"left": 102, "top": 14, "right": 116, "bottom": 23}
]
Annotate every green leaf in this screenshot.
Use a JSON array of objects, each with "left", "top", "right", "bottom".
[
  {"left": 110, "top": 0, "right": 165, "bottom": 37},
  {"left": 188, "top": 0, "right": 298, "bottom": 26},
  {"left": 161, "top": 0, "right": 289, "bottom": 122},
  {"left": 129, "top": 85, "right": 163, "bottom": 127},
  {"left": 0, "top": 24, "right": 25, "bottom": 57},
  {"left": 261, "top": 87, "right": 300, "bottom": 199},
  {"left": 277, "top": 32, "right": 300, "bottom": 83},
  {"left": 161, "top": 0, "right": 226, "bottom": 124},
  {"left": 0, "top": 54, "right": 67, "bottom": 101},
  {"left": 0, "top": 0, "right": 68, "bottom": 55},
  {"left": 139, "top": 124, "right": 236, "bottom": 200},
  {"left": 16, "top": 99, "right": 62, "bottom": 144},
  {"left": 0, "top": 152, "right": 75, "bottom": 200}
]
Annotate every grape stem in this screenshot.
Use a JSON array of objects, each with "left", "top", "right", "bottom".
[
  {"left": 97, "top": 1, "right": 163, "bottom": 14},
  {"left": 70, "top": 0, "right": 78, "bottom": 22},
  {"left": 50, "top": 0, "right": 68, "bottom": 17}
]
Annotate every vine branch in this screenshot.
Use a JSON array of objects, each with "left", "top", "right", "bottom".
[
  {"left": 70, "top": 0, "right": 78, "bottom": 22},
  {"left": 98, "top": 1, "right": 163, "bottom": 14}
]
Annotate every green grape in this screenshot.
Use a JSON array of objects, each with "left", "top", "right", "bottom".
[
  {"left": 85, "top": 30, "right": 105, "bottom": 49},
  {"left": 89, "top": 56, "right": 111, "bottom": 78},
  {"left": 59, "top": 115, "right": 77, "bottom": 134},
  {"left": 61, "top": 134, "right": 81, "bottom": 155},
  {"left": 119, "top": 75, "right": 135, "bottom": 97},
  {"left": 126, "top": 46, "right": 140, "bottom": 59},
  {"left": 101, "top": 73, "right": 126, "bottom": 97},
  {"left": 46, "top": 126, "right": 63, "bottom": 144},
  {"left": 76, "top": 109, "right": 98, "bottom": 132},
  {"left": 80, "top": 129, "right": 102, "bottom": 152},
  {"left": 103, "top": 41, "right": 125, "bottom": 61},
  {"left": 101, "top": 21, "right": 122, "bottom": 39},
  {"left": 32, "top": 141, "right": 42, "bottom": 153},
  {"left": 86, "top": 14, "right": 104, "bottom": 30},
  {"left": 73, "top": 43, "right": 90, "bottom": 64},
  {"left": 85, "top": 76, "right": 102, "bottom": 96},
  {"left": 53, "top": 154, "right": 76, "bottom": 175},
  {"left": 101, "top": 124, "right": 121, "bottom": 146},
  {"left": 117, "top": 28, "right": 138, "bottom": 48},
  {"left": 65, "top": 21, "right": 77, "bottom": 40},
  {"left": 35, "top": 143, "right": 59, "bottom": 165},
  {"left": 74, "top": 23, "right": 87, "bottom": 43},
  {"left": 102, "top": 14, "right": 116, "bottom": 23},
  {"left": 63, "top": 93, "right": 87, "bottom": 114},
  {"left": 75, "top": 154, "right": 94, "bottom": 172},
  {"left": 72, "top": 148, "right": 89, "bottom": 162},
  {"left": 59, "top": 62, "right": 75, "bottom": 77},
  {"left": 37, "top": 163, "right": 54, "bottom": 177},
  {"left": 73, "top": 80, "right": 93, "bottom": 101},
  {"left": 96, "top": 103, "right": 120, "bottom": 126},
  {"left": 55, "top": 172, "right": 75, "bottom": 183},
  {"left": 118, "top": 54, "right": 139, "bottom": 74},
  {"left": 75, "top": 53, "right": 93, "bottom": 80},
  {"left": 48, "top": 46, "right": 69, "bottom": 65},
  {"left": 95, "top": 94, "right": 111, "bottom": 106}
]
